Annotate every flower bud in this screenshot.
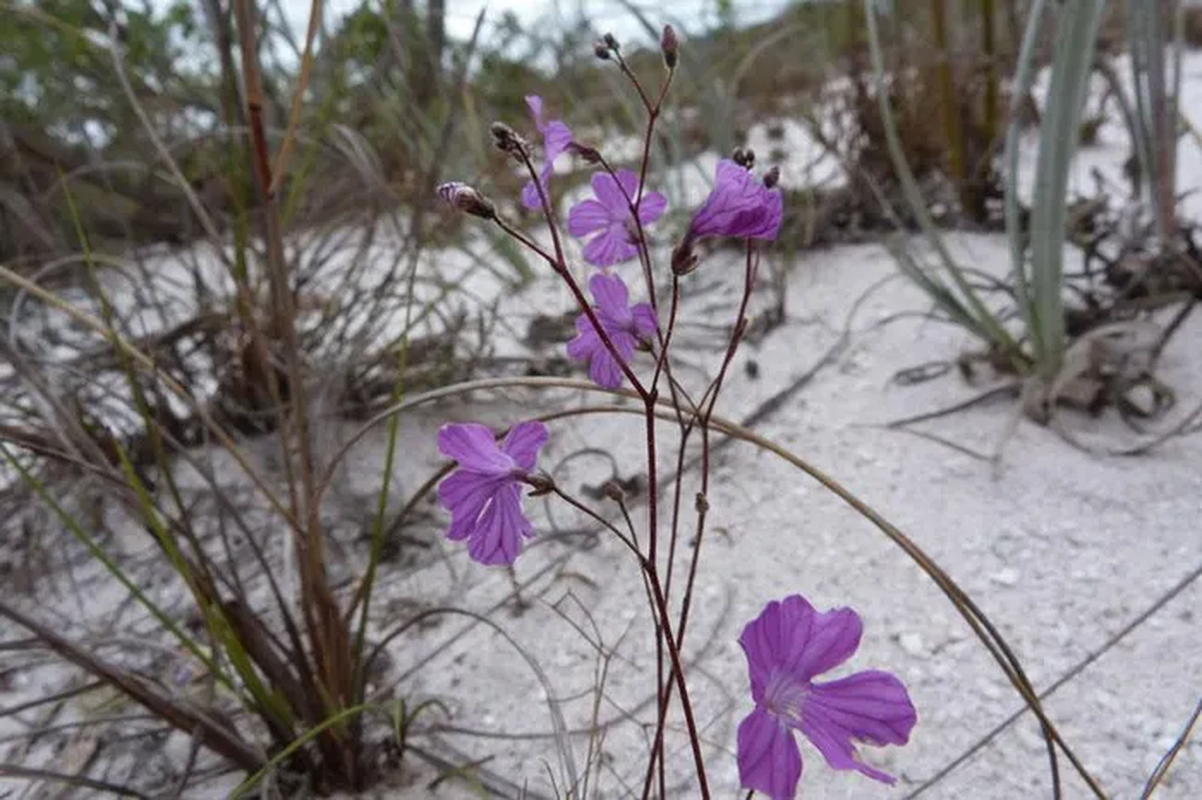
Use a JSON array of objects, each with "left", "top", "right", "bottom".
[
  {"left": 602, "top": 480, "right": 626, "bottom": 503},
  {"left": 660, "top": 25, "right": 678, "bottom": 69},
  {"left": 593, "top": 40, "right": 611, "bottom": 60},
  {"left": 437, "top": 182, "right": 496, "bottom": 220},
  {"left": 763, "top": 165, "right": 781, "bottom": 190},
  {"left": 671, "top": 239, "right": 699, "bottom": 276},
  {"left": 490, "top": 122, "right": 528, "bottom": 158},
  {"left": 568, "top": 141, "right": 603, "bottom": 164},
  {"left": 603, "top": 33, "right": 620, "bottom": 52}
]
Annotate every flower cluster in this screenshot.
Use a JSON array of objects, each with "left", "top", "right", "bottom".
[{"left": 431, "top": 25, "right": 914, "bottom": 799}]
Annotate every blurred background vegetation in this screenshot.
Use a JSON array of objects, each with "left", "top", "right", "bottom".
[{"left": 3, "top": 0, "right": 1146, "bottom": 268}]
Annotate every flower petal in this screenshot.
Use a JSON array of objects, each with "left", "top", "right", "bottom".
[
  {"left": 799, "top": 670, "right": 917, "bottom": 784},
  {"left": 631, "top": 303, "right": 659, "bottom": 340},
  {"left": 737, "top": 707, "right": 803, "bottom": 800},
  {"left": 501, "top": 420, "right": 548, "bottom": 471},
  {"left": 525, "top": 95, "right": 544, "bottom": 127},
  {"left": 636, "top": 191, "right": 668, "bottom": 224},
  {"left": 588, "top": 347, "right": 623, "bottom": 388},
  {"left": 588, "top": 272, "right": 630, "bottom": 320},
  {"left": 566, "top": 314, "right": 601, "bottom": 361},
  {"left": 687, "top": 158, "right": 783, "bottom": 242},
  {"left": 583, "top": 225, "right": 639, "bottom": 267},
  {"left": 592, "top": 170, "right": 638, "bottom": 215},
  {"left": 543, "top": 120, "right": 573, "bottom": 162},
  {"left": 521, "top": 178, "right": 545, "bottom": 210},
  {"left": 754, "top": 189, "right": 784, "bottom": 240},
  {"left": 739, "top": 596, "right": 863, "bottom": 702},
  {"left": 466, "top": 482, "right": 531, "bottom": 565},
  {"left": 437, "top": 423, "right": 513, "bottom": 474},
  {"left": 568, "top": 199, "right": 613, "bottom": 237},
  {"left": 438, "top": 470, "right": 505, "bottom": 541}
]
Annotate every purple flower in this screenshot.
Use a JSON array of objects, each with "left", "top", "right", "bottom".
[
  {"left": 567, "top": 169, "right": 667, "bottom": 267},
  {"left": 567, "top": 273, "right": 658, "bottom": 389},
  {"left": 737, "top": 595, "right": 917, "bottom": 799},
  {"left": 687, "top": 158, "right": 783, "bottom": 242},
  {"left": 437, "top": 421, "right": 548, "bottom": 565},
  {"left": 521, "top": 95, "right": 573, "bottom": 210}
]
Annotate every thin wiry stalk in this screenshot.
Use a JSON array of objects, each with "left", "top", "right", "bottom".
[
  {"left": 1141, "top": 697, "right": 1202, "bottom": 799},
  {"left": 1026, "top": 0, "right": 1106, "bottom": 380}
]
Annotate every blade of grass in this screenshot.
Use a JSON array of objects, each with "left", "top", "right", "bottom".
[{"left": 1027, "top": 0, "right": 1106, "bottom": 379}]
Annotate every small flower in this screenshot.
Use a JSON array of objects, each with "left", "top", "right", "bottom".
[
  {"left": 688, "top": 158, "right": 782, "bottom": 242},
  {"left": 567, "top": 273, "right": 658, "bottom": 389},
  {"left": 437, "top": 182, "right": 496, "bottom": 220},
  {"left": 437, "top": 421, "right": 549, "bottom": 565},
  {"left": 737, "top": 595, "right": 917, "bottom": 799},
  {"left": 568, "top": 169, "right": 667, "bottom": 267},
  {"left": 521, "top": 96, "right": 573, "bottom": 210}
]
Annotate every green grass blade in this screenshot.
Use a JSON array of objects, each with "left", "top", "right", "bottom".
[{"left": 1028, "top": 0, "right": 1106, "bottom": 378}]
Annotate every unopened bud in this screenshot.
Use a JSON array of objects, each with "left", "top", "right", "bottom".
[
  {"left": 671, "top": 239, "right": 699, "bottom": 276},
  {"left": 732, "top": 147, "right": 755, "bottom": 169},
  {"left": 437, "top": 182, "right": 496, "bottom": 220},
  {"left": 660, "top": 25, "right": 678, "bottom": 69},
  {"left": 763, "top": 165, "right": 781, "bottom": 189},
  {"left": 490, "top": 122, "right": 528, "bottom": 158},
  {"left": 602, "top": 480, "right": 625, "bottom": 503},
  {"left": 568, "top": 141, "right": 603, "bottom": 164},
  {"left": 603, "top": 33, "right": 620, "bottom": 52},
  {"left": 593, "top": 40, "right": 611, "bottom": 60}
]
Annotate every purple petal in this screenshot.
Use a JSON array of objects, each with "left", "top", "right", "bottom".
[
  {"left": 799, "top": 670, "right": 917, "bottom": 784},
  {"left": 583, "top": 225, "right": 639, "bottom": 267},
  {"left": 631, "top": 303, "right": 659, "bottom": 339},
  {"left": 592, "top": 170, "right": 638, "bottom": 214},
  {"left": 585, "top": 330, "right": 638, "bottom": 389},
  {"left": 688, "top": 159, "right": 783, "bottom": 242},
  {"left": 521, "top": 178, "right": 545, "bottom": 211},
  {"left": 525, "top": 95, "right": 545, "bottom": 127},
  {"left": 736, "top": 188, "right": 783, "bottom": 240},
  {"left": 568, "top": 199, "right": 613, "bottom": 237},
  {"left": 543, "top": 120, "right": 573, "bottom": 162},
  {"left": 466, "top": 483, "right": 531, "bottom": 565},
  {"left": 566, "top": 314, "right": 602, "bottom": 361},
  {"left": 636, "top": 191, "right": 668, "bottom": 225},
  {"left": 737, "top": 707, "right": 802, "bottom": 800},
  {"left": 501, "top": 420, "right": 548, "bottom": 471},
  {"left": 438, "top": 470, "right": 504, "bottom": 541},
  {"left": 588, "top": 272, "right": 631, "bottom": 320},
  {"left": 739, "top": 596, "right": 863, "bottom": 703},
  {"left": 438, "top": 423, "right": 513, "bottom": 474}
]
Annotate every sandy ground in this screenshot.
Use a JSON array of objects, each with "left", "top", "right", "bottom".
[
  {"left": 309, "top": 230, "right": 1198, "bottom": 800},
  {"left": 2, "top": 50, "right": 1201, "bottom": 800}
]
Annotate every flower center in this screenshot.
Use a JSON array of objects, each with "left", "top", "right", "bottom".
[{"left": 763, "top": 670, "right": 808, "bottom": 725}]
